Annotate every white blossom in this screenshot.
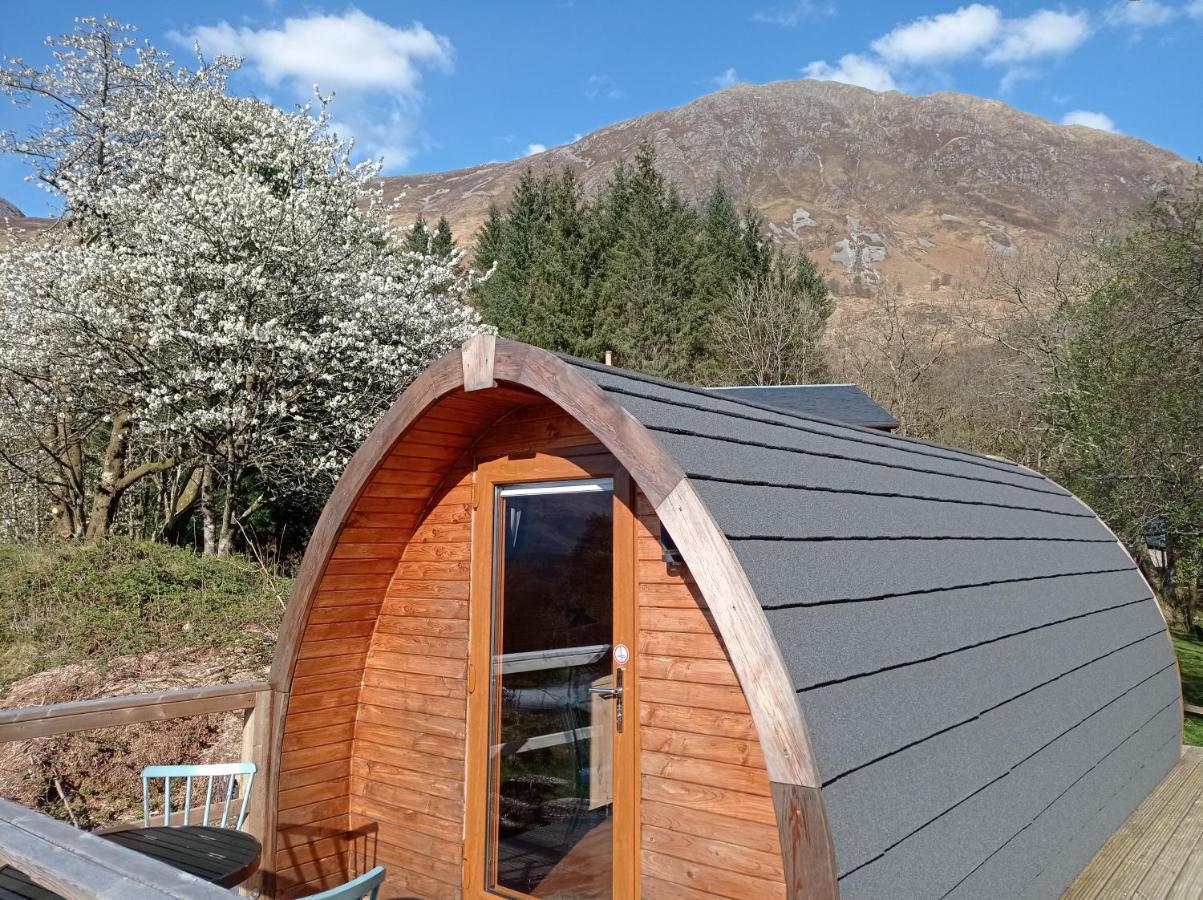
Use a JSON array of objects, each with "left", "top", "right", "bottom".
[{"left": 0, "top": 19, "right": 484, "bottom": 546}]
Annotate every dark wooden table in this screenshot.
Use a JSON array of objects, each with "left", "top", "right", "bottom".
[{"left": 0, "top": 825, "right": 260, "bottom": 898}]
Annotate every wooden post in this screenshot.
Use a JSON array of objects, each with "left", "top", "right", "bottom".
[
  {"left": 240, "top": 689, "right": 275, "bottom": 897},
  {"left": 461, "top": 333, "right": 497, "bottom": 392}
]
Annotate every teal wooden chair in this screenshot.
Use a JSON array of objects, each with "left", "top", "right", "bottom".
[
  {"left": 301, "top": 866, "right": 386, "bottom": 900},
  {"left": 141, "top": 762, "right": 257, "bottom": 830}
]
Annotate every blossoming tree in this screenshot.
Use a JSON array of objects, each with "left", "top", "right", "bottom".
[{"left": 0, "top": 19, "right": 483, "bottom": 552}]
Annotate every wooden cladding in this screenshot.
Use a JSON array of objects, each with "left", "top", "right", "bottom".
[
  {"left": 269, "top": 370, "right": 805, "bottom": 898},
  {"left": 350, "top": 462, "right": 472, "bottom": 900},
  {"left": 635, "top": 491, "right": 788, "bottom": 899},
  {"left": 273, "top": 390, "right": 521, "bottom": 899}
]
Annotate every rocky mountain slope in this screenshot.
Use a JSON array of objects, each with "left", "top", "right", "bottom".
[
  {"left": 384, "top": 79, "right": 1190, "bottom": 292},
  {"left": 0, "top": 196, "right": 55, "bottom": 246}
]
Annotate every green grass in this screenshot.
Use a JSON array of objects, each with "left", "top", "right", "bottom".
[
  {"left": 1174, "top": 632, "right": 1203, "bottom": 746},
  {"left": 0, "top": 539, "right": 290, "bottom": 690}
]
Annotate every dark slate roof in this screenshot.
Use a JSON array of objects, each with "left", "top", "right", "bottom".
[
  {"left": 563, "top": 355, "right": 1177, "bottom": 900},
  {"left": 705, "top": 383, "right": 899, "bottom": 430}
]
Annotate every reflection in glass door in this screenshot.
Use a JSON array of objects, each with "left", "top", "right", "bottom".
[{"left": 485, "top": 479, "right": 616, "bottom": 898}]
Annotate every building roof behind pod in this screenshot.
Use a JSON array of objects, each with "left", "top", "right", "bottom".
[
  {"left": 559, "top": 354, "right": 1178, "bottom": 900},
  {"left": 704, "top": 383, "right": 899, "bottom": 430}
]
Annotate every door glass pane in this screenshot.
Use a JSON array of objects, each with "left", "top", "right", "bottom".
[{"left": 487, "top": 479, "right": 614, "bottom": 898}]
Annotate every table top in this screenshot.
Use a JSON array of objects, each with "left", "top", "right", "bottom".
[{"left": 0, "top": 825, "right": 260, "bottom": 899}]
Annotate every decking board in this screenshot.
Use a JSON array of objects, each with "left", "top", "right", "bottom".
[{"left": 1064, "top": 745, "right": 1203, "bottom": 898}]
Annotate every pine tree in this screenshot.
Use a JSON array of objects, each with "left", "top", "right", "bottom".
[
  {"left": 473, "top": 205, "right": 505, "bottom": 271},
  {"left": 590, "top": 144, "right": 708, "bottom": 379},
  {"left": 477, "top": 169, "right": 551, "bottom": 336},
  {"left": 525, "top": 169, "right": 593, "bottom": 354},
  {"left": 406, "top": 215, "right": 430, "bottom": 254},
  {"left": 739, "top": 205, "right": 771, "bottom": 277},
  {"left": 470, "top": 144, "right": 825, "bottom": 384},
  {"left": 430, "top": 216, "right": 456, "bottom": 259}
]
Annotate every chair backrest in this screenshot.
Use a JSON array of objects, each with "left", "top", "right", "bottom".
[
  {"left": 141, "top": 762, "right": 256, "bottom": 830},
  {"left": 300, "top": 866, "right": 386, "bottom": 900}
]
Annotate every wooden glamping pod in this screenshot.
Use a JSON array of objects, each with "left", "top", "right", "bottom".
[{"left": 264, "top": 335, "right": 1179, "bottom": 900}]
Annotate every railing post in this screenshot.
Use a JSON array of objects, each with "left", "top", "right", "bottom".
[{"left": 240, "top": 689, "right": 275, "bottom": 898}]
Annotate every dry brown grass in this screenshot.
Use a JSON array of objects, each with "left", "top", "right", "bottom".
[{"left": 0, "top": 649, "right": 267, "bottom": 828}]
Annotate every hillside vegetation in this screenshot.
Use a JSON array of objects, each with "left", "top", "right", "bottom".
[
  {"left": 0, "top": 540, "right": 288, "bottom": 691},
  {"left": 0, "top": 540, "right": 289, "bottom": 827}
]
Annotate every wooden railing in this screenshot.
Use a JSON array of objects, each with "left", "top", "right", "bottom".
[
  {"left": 0, "top": 680, "right": 270, "bottom": 741},
  {"left": 0, "top": 680, "right": 279, "bottom": 898}
]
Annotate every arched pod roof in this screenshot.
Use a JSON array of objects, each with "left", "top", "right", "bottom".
[
  {"left": 271, "top": 336, "right": 1177, "bottom": 900},
  {"left": 563, "top": 349, "right": 1178, "bottom": 899}
]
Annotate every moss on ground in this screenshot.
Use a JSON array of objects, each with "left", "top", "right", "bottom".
[
  {"left": 0, "top": 539, "right": 290, "bottom": 690},
  {"left": 1174, "top": 633, "right": 1203, "bottom": 746}
]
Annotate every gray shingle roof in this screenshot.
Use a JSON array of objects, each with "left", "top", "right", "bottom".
[
  {"left": 565, "top": 355, "right": 1177, "bottom": 900},
  {"left": 705, "top": 383, "right": 899, "bottom": 429}
]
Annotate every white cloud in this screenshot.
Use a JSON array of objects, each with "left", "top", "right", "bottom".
[
  {"left": 803, "top": 5, "right": 1096, "bottom": 96},
  {"left": 803, "top": 54, "right": 898, "bottom": 91},
  {"left": 871, "top": 4, "right": 1002, "bottom": 65},
  {"left": 1104, "top": 0, "right": 1180, "bottom": 27},
  {"left": 525, "top": 143, "right": 548, "bottom": 156},
  {"left": 709, "top": 67, "right": 741, "bottom": 90},
  {"left": 585, "top": 74, "right": 624, "bottom": 100},
  {"left": 752, "top": 1, "right": 834, "bottom": 26},
  {"left": 1061, "top": 110, "right": 1119, "bottom": 132},
  {"left": 998, "top": 65, "right": 1038, "bottom": 94},
  {"left": 186, "top": 9, "right": 451, "bottom": 91},
  {"left": 1189, "top": 0, "right": 1203, "bottom": 20},
  {"left": 986, "top": 10, "right": 1090, "bottom": 63},
  {"left": 179, "top": 9, "right": 453, "bottom": 170}
]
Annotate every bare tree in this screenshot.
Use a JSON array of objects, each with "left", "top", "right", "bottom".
[
  {"left": 945, "top": 237, "right": 1102, "bottom": 465},
  {"left": 715, "top": 276, "right": 830, "bottom": 385},
  {"left": 829, "top": 284, "right": 956, "bottom": 436}
]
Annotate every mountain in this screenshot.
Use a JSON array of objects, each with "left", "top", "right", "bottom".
[
  {"left": 0, "top": 197, "right": 56, "bottom": 247},
  {"left": 383, "top": 79, "right": 1190, "bottom": 292}
]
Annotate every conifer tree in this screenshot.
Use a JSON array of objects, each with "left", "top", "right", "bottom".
[
  {"left": 470, "top": 144, "right": 833, "bottom": 384},
  {"left": 406, "top": 215, "right": 430, "bottom": 254},
  {"left": 429, "top": 216, "right": 456, "bottom": 259},
  {"left": 477, "top": 169, "right": 550, "bottom": 335},
  {"left": 525, "top": 169, "right": 593, "bottom": 354},
  {"left": 474, "top": 204, "right": 505, "bottom": 271},
  {"left": 590, "top": 144, "right": 708, "bottom": 378}
]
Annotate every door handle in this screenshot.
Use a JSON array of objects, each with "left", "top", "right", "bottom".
[{"left": 589, "top": 669, "right": 625, "bottom": 733}]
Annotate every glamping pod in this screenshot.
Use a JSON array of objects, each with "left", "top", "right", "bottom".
[{"left": 264, "top": 336, "right": 1179, "bottom": 900}]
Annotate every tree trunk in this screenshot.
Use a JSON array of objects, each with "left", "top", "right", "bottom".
[
  {"left": 85, "top": 411, "right": 132, "bottom": 541},
  {"left": 43, "top": 411, "right": 86, "bottom": 539},
  {"left": 82, "top": 411, "right": 182, "bottom": 541},
  {"left": 161, "top": 466, "right": 202, "bottom": 543},
  {"left": 216, "top": 460, "right": 241, "bottom": 558},
  {"left": 200, "top": 459, "right": 217, "bottom": 556}
]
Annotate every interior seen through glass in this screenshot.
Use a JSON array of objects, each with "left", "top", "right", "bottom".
[{"left": 487, "top": 479, "right": 615, "bottom": 898}]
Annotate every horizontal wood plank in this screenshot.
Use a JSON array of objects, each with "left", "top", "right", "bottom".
[{"left": 0, "top": 681, "right": 269, "bottom": 741}]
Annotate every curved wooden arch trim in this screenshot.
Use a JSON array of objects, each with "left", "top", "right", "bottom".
[{"left": 267, "top": 336, "right": 839, "bottom": 898}]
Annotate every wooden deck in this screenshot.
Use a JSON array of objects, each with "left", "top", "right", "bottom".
[{"left": 1065, "top": 745, "right": 1203, "bottom": 899}]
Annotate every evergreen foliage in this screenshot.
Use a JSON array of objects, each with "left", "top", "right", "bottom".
[
  {"left": 472, "top": 145, "right": 830, "bottom": 382},
  {"left": 405, "top": 215, "right": 430, "bottom": 254},
  {"left": 430, "top": 216, "right": 456, "bottom": 259}
]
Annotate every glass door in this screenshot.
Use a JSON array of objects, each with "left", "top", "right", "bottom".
[{"left": 476, "top": 476, "right": 628, "bottom": 898}]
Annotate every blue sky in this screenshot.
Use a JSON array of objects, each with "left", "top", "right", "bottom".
[{"left": 2, "top": 1, "right": 1201, "bottom": 216}]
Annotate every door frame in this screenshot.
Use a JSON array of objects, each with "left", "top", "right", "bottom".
[{"left": 463, "top": 449, "right": 639, "bottom": 898}]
